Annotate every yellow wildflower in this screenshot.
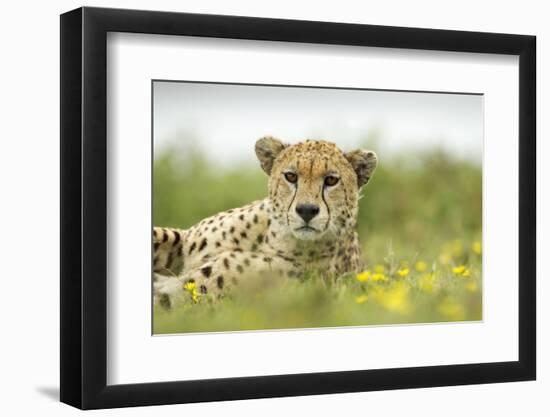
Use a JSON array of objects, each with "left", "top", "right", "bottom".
[
  {"left": 183, "top": 281, "right": 196, "bottom": 291},
  {"left": 452, "top": 265, "right": 471, "bottom": 278},
  {"left": 452, "top": 265, "right": 466, "bottom": 275},
  {"left": 397, "top": 267, "right": 410, "bottom": 278},
  {"left": 373, "top": 283, "right": 410, "bottom": 314},
  {"left": 415, "top": 261, "right": 428, "bottom": 272},
  {"left": 356, "top": 270, "right": 371, "bottom": 282},
  {"left": 355, "top": 294, "right": 369, "bottom": 304},
  {"left": 371, "top": 273, "right": 387, "bottom": 282},
  {"left": 374, "top": 264, "right": 385, "bottom": 274},
  {"left": 438, "top": 297, "right": 466, "bottom": 321},
  {"left": 472, "top": 241, "right": 482, "bottom": 255},
  {"left": 183, "top": 281, "right": 200, "bottom": 303},
  {"left": 465, "top": 281, "right": 478, "bottom": 293},
  {"left": 419, "top": 273, "right": 436, "bottom": 293}
]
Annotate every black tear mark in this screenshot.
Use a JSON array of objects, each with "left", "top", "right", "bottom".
[
  {"left": 321, "top": 180, "right": 331, "bottom": 231},
  {"left": 286, "top": 178, "right": 298, "bottom": 227}
]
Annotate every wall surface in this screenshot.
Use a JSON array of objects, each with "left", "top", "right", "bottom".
[{"left": 0, "top": 0, "right": 546, "bottom": 415}]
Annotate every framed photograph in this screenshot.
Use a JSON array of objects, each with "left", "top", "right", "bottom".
[{"left": 60, "top": 6, "right": 536, "bottom": 409}]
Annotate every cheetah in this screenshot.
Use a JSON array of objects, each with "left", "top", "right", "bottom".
[{"left": 153, "top": 137, "right": 378, "bottom": 307}]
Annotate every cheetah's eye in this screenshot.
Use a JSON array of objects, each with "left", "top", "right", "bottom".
[
  {"left": 324, "top": 175, "right": 340, "bottom": 187},
  {"left": 284, "top": 172, "right": 298, "bottom": 183}
]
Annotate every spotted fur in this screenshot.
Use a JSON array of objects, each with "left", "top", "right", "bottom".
[{"left": 154, "top": 137, "right": 377, "bottom": 307}]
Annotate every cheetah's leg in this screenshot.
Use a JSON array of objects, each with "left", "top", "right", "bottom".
[{"left": 154, "top": 250, "right": 301, "bottom": 308}]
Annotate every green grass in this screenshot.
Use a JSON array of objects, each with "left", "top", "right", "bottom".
[{"left": 153, "top": 141, "right": 482, "bottom": 334}]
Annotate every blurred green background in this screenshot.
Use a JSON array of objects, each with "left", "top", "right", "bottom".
[{"left": 153, "top": 136, "right": 482, "bottom": 334}]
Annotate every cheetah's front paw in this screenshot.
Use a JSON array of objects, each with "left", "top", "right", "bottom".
[{"left": 153, "top": 276, "right": 189, "bottom": 309}]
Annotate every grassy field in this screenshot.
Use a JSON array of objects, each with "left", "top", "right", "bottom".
[{"left": 153, "top": 142, "right": 482, "bottom": 334}]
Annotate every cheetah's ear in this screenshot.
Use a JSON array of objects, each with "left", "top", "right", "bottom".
[
  {"left": 255, "top": 136, "right": 287, "bottom": 175},
  {"left": 344, "top": 149, "right": 378, "bottom": 188}
]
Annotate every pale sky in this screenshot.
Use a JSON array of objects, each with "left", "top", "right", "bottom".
[{"left": 153, "top": 81, "right": 483, "bottom": 167}]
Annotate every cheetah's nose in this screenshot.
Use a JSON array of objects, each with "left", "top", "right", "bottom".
[{"left": 296, "top": 204, "right": 320, "bottom": 223}]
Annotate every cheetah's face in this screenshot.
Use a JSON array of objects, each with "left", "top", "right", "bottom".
[{"left": 255, "top": 137, "right": 378, "bottom": 241}]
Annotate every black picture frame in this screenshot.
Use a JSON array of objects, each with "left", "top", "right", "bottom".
[{"left": 60, "top": 6, "right": 536, "bottom": 410}]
